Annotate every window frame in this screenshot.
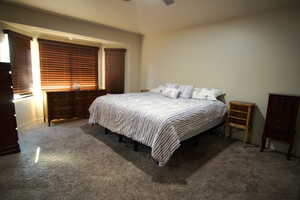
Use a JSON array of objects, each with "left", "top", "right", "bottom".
[
  {"left": 4, "top": 30, "right": 33, "bottom": 96},
  {"left": 38, "top": 39, "right": 99, "bottom": 91}
]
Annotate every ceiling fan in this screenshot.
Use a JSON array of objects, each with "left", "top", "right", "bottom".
[
  {"left": 162, "top": 0, "right": 175, "bottom": 6},
  {"left": 123, "top": 0, "right": 175, "bottom": 6}
]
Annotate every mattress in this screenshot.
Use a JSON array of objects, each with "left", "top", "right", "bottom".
[
  {"left": 179, "top": 116, "right": 224, "bottom": 141},
  {"left": 89, "top": 92, "right": 227, "bottom": 166}
]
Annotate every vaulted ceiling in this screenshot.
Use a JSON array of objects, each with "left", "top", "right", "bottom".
[{"left": 3, "top": 0, "right": 296, "bottom": 34}]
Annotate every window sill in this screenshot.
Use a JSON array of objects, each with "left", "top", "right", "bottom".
[{"left": 13, "top": 93, "right": 34, "bottom": 102}]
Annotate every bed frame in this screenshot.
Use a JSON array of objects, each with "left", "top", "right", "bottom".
[{"left": 103, "top": 119, "right": 226, "bottom": 153}]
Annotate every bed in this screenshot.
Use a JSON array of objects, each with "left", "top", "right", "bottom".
[{"left": 89, "top": 92, "right": 227, "bottom": 166}]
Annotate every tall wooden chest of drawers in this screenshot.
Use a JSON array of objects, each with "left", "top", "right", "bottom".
[
  {"left": 261, "top": 94, "right": 300, "bottom": 159},
  {"left": 0, "top": 62, "right": 20, "bottom": 155}
]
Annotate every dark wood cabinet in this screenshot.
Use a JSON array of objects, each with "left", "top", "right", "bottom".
[
  {"left": 44, "top": 90, "right": 106, "bottom": 126},
  {"left": 0, "top": 62, "right": 20, "bottom": 155},
  {"left": 261, "top": 93, "right": 300, "bottom": 159},
  {"left": 105, "top": 48, "right": 126, "bottom": 94}
]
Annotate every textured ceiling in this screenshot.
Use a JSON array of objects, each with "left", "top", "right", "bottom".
[{"left": 3, "top": 0, "right": 297, "bottom": 34}]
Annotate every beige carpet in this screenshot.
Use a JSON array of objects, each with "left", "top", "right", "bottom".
[{"left": 0, "top": 119, "right": 299, "bottom": 200}]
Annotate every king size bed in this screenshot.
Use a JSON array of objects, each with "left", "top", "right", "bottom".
[
  {"left": 89, "top": 89, "right": 226, "bottom": 166},
  {"left": 89, "top": 90, "right": 227, "bottom": 166}
]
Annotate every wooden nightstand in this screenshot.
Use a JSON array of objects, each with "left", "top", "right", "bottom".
[
  {"left": 227, "top": 101, "right": 255, "bottom": 143},
  {"left": 140, "top": 89, "right": 149, "bottom": 92}
]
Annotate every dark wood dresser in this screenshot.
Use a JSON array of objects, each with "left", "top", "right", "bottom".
[
  {"left": 261, "top": 93, "right": 300, "bottom": 159},
  {"left": 43, "top": 90, "right": 106, "bottom": 126},
  {"left": 0, "top": 62, "right": 20, "bottom": 155}
]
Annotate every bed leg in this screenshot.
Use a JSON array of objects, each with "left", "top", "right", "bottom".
[
  {"left": 104, "top": 128, "right": 109, "bottom": 134},
  {"left": 228, "top": 126, "right": 232, "bottom": 139},
  {"left": 222, "top": 124, "right": 226, "bottom": 137},
  {"left": 152, "top": 159, "right": 159, "bottom": 166},
  {"left": 133, "top": 141, "right": 138, "bottom": 151},
  {"left": 118, "top": 135, "right": 123, "bottom": 142}
]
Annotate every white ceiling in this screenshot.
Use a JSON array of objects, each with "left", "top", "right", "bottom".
[{"left": 3, "top": 0, "right": 297, "bottom": 34}]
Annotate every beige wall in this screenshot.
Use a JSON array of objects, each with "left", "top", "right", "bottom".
[
  {"left": 141, "top": 8, "right": 300, "bottom": 156},
  {"left": 13, "top": 97, "right": 44, "bottom": 130}
]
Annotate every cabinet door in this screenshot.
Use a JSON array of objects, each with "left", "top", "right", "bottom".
[
  {"left": 47, "top": 92, "right": 74, "bottom": 119},
  {"left": 265, "top": 95, "right": 299, "bottom": 139},
  {"left": 74, "top": 90, "right": 106, "bottom": 118}
]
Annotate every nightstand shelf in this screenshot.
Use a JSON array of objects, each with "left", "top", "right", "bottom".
[
  {"left": 229, "top": 116, "right": 247, "bottom": 121},
  {"left": 227, "top": 101, "right": 255, "bottom": 143},
  {"left": 230, "top": 109, "right": 248, "bottom": 114}
]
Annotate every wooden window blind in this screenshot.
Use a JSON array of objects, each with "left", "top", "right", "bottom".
[
  {"left": 4, "top": 30, "right": 33, "bottom": 95},
  {"left": 38, "top": 39, "right": 99, "bottom": 91}
]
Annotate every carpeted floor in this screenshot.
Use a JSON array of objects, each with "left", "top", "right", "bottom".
[{"left": 0, "top": 119, "right": 299, "bottom": 200}]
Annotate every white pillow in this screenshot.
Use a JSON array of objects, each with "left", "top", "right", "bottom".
[
  {"left": 205, "top": 88, "right": 225, "bottom": 97},
  {"left": 178, "top": 85, "right": 194, "bottom": 98},
  {"left": 192, "top": 88, "right": 225, "bottom": 101},
  {"left": 150, "top": 85, "right": 165, "bottom": 93},
  {"left": 162, "top": 87, "right": 180, "bottom": 99},
  {"left": 165, "top": 83, "right": 179, "bottom": 89}
]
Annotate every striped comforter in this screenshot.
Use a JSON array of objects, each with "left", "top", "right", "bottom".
[{"left": 89, "top": 92, "right": 227, "bottom": 166}]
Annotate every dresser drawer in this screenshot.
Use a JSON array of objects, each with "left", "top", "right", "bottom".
[
  {"left": 228, "top": 117, "right": 247, "bottom": 126},
  {"left": 229, "top": 110, "right": 247, "bottom": 119},
  {"left": 230, "top": 104, "right": 248, "bottom": 112},
  {"left": 48, "top": 93, "right": 73, "bottom": 103}
]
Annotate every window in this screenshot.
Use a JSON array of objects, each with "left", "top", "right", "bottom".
[
  {"left": 4, "top": 30, "right": 33, "bottom": 95},
  {"left": 38, "top": 39, "right": 99, "bottom": 91}
]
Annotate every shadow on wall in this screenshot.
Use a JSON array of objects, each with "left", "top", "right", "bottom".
[
  {"left": 81, "top": 124, "right": 235, "bottom": 185},
  {"left": 250, "top": 107, "right": 265, "bottom": 146}
]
